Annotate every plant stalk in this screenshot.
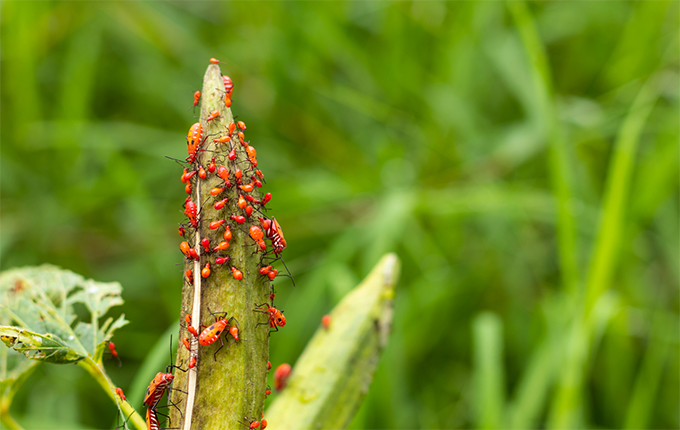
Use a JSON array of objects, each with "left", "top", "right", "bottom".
[{"left": 170, "top": 64, "right": 270, "bottom": 430}]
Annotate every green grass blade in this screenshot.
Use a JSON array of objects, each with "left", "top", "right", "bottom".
[
  {"left": 584, "top": 77, "right": 660, "bottom": 313},
  {"left": 266, "top": 254, "right": 400, "bottom": 430},
  {"left": 507, "top": 0, "right": 579, "bottom": 296},
  {"left": 549, "top": 75, "right": 660, "bottom": 428},
  {"left": 472, "top": 312, "right": 506, "bottom": 429},
  {"left": 623, "top": 312, "right": 674, "bottom": 429}
]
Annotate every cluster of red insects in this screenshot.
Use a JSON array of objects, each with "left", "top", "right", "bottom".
[{"left": 128, "top": 58, "right": 291, "bottom": 430}]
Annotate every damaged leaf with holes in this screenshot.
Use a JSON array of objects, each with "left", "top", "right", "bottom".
[{"left": 0, "top": 264, "right": 128, "bottom": 364}]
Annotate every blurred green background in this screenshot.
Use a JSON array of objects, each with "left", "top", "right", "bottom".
[{"left": 1, "top": 1, "right": 678, "bottom": 429}]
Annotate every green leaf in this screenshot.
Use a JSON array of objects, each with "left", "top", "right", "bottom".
[
  {"left": 0, "top": 264, "right": 129, "bottom": 363},
  {"left": 266, "top": 253, "right": 400, "bottom": 430}
]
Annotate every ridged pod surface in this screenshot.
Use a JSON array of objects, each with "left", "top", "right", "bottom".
[{"left": 170, "top": 63, "right": 270, "bottom": 430}]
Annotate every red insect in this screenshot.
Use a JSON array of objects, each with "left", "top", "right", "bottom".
[
  {"left": 240, "top": 417, "right": 260, "bottom": 430},
  {"left": 198, "top": 314, "right": 238, "bottom": 346},
  {"left": 224, "top": 225, "right": 232, "bottom": 241},
  {"left": 238, "top": 194, "right": 247, "bottom": 209},
  {"left": 214, "top": 135, "right": 230, "bottom": 144},
  {"left": 273, "top": 363, "right": 292, "bottom": 391},
  {"left": 321, "top": 315, "right": 331, "bottom": 329},
  {"left": 254, "top": 303, "right": 286, "bottom": 332},
  {"left": 115, "top": 387, "right": 126, "bottom": 401},
  {"left": 201, "top": 238, "right": 211, "bottom": 253},
  {"left": 107, "top": 341, "right": 121, "bottom": 366},
  {"left": 223, "top": 75, "right": 234, "bottom": 98},
  {"left": 210, "top": 58, "right": 220, "bottom": 64},
  {"left": 238, "top": 131, "right": 246, "bottom": 145},
  {"left": 188, "top": 248, "right": 199, "bottom": 260},
  {"left": 255, "top": 169, "right": 265, "bottom": 180},
  {"left": 146, "top": 408, "right": 160, "bottom": 430},
  {"left": 144, "top": 372, "right": 174, "bottom": 407},
  {"left": 249, "top": 226, "right": 266, "bottom": 251},
  {"left": 218, "top": 166, "right": 231, "bottom": 187},
  {"left": 198, "top": 165, "right": 207, "bottom": 179},
  {"left": 185, "top": 314, "right": 198, "bottom": 336},
  {"left": 268, "top": 361, "right": 272, "bottom": 371},
  {"left": 262, "top": 193, "right": 272, "bottom": 206},
  {"left": 197, "top": 312, "right": 240, "bottom": 359},
  {"left": 265, "top": 386, "right": 272, "bottom": 397},
  {"left": 228, "top": 122, "right": 237, "bottom": 135},
  {"left": 185, "top": 182, "right": 192, "bottom": 194},
  {"left": 201, "top": 262, "right": 211, "bottom": 278},
  {"left": 267, "top": 269, "right": 278, "bottom": 280},
  {"left": 259, "top": 218, "right": 287, "bottom": 255},
  {"left": 178, "top": 226, "right": 186, "bottom": 236},
  {"left": 189, "top": 356, "right": 197, "bottom": 369},
  {"left": 186, "top": 123, "right": 205, "bottom": 163},
  {"left": 184, "top": 197, "right": 197, "bottom": 228},
  {"left": 259, "top": 265, "right": 273, "bottom": 276},
  {"left": 215, "top": 256, "right": 230, "bottom": 265},
  {"left": 208, "top": 157, "right": 216, "bottom": 173},
  {"left": 237, "top": 121, "right": 246, "bottom": 130},
  {"left": 231, "top": 266, "right": 243, "bottom": 280},
  {"left": 182, "top": 337, "right": 191, "bottom": 350},
  {"left": 180, "top": 241, "right": 191, "bottom": 257},
  {"left": 247, "top": 152, "right": 257, "bottom": 168},
  {"left": 210, "top": 187, "right": 225, "bottom": 196},
  {"left": 246, "top": 205, "right": 253, "bottom": 217},
  {"left": 180, "top": 168, "right": 197, "bottom": 183},
  {"left": 213, "top": 241, "right": 229, "bottom": 252},
  {"left": 231, "top": 214, "right": 246, "bottom": 224},
  {"left": 209, "top": 219, "right": 225, "bottom": 230},
  {"left": 207, "top": 110, "right": 220, "bottom": 122},
  {"left": 215, "top": 198, "right": 228, "bottom": 210},
  {"left": 185, "top": 269, "right": 193, "bottom": 282},
  {"left": 193, "top": 91, "right": 201, "bottom": 107},
  {"left": 239, "top": 183, "right": 255, "bottom": 193},
  {"left": 261, "top": 419, "right": 268, "bottom": 430},
  {"left": 228, "top": 148, "right": 237, "bottom": 161}
]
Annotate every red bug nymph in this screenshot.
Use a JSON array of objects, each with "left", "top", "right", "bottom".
[{"left": 253, "top": 303, "right": 286, "bottom": 332}]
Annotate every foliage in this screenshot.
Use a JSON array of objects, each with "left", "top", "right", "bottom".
[
  {"left": 0, "top": 265, "right": 141, "bottom": 429},
  {"left": 0, "top": 1, "right": 677, "bottom": 429}
]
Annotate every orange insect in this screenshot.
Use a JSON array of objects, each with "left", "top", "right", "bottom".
[
  {"left": 207, "top": 110, "right": 220, "bottom": 122},
  {"left": 321, "top": 315, "right": 331, "bottom": 329},
  {"left": 201, "top": 262, "right": 211, "bottom": 278},
  {"left": 254, "top": 303, "right": 286, "bottom": 332},
  {"left": 213, "top": 241, "right": 230, "bottom": 252},
  {"left": 193, "top": 91, "right": 201, "bottom": 106},
  {"left": 186, "top": 122, "right": 205, "bottom": 163},
  {"left": 223, "top": 75, "right": 234, "bottom": 98},
  {"left": 240, "top": 417, "right": 260, "bottom": 430},
  {"left": 231, "top": 266, "right": 243, "bottom": 280},
  {"left": 209, "top": 219, "right": 225, "bottom": 230},
  {"left": 107, "top": 341, "right": 121, "bottom": 366},
  {"left": 184, "top": 197, "right": 197, "bottom": 228},
  {"left": 215, "top": 198, "right": 228, "bottom": 210},
  {"left": 210, "top": 58, "right": 220, "bottom": 64},
  {"left": 115, "top": 387, "right": 126, "bottom": 401},
  {"left": 249, "top": 226, "right": 266, "bottom": 251},
  {"left": 273, "top": 363, "right": 292, "bottom": 391}
]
